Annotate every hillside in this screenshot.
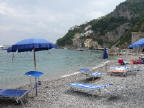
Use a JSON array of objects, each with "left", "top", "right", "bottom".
[{"left": 56, "top": 0, "right": 144, "bottom": 49}]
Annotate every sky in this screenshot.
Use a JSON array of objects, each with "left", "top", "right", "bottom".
[{"left": 0, "top": 0, "right": 126, "bottom": 45}]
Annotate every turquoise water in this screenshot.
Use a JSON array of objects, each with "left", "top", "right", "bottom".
[{"left": 0, "top": 49, "right": 112, "bottom": 88}]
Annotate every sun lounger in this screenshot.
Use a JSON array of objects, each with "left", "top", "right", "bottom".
[
  {"left": 89, "top": 72, "right": 102, "bottom": 77},
  {"left": 108, "top": 66, "right": 128, "bottom": 76},
  {"left": 133, "top": 65, "right": 140, "bottom": 71},
  {"left": 126, "top": 65, "right": 140, "bottom": 71},
  {"left": 108, "top": 65, "right": 140, "bottom": 76},
  {"left": 79, "top": 69, "right": 102, "bottom": 80},
  {"left": 88, "top": 72, "right": 102, "bottom": 80},
  {"left": 0, "top": 89, "right": 29, "bottom": 105},
  {"left": 67, "top": 83, "right": 112, "bottom": 95},
  {"left": 79, "top": 69, "right": 90, "bottom": 75},
  {"left": 0, "top": 80, "right": 41, "bottom": 106}
]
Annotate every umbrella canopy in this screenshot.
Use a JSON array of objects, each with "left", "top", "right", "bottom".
[
  {"left": 24, "top": 71, "right": 44, "bottom": 77},
  {"left": 128, "top": 38, "right": 144, "bottom": 48},
  {"left": 7, "top": 38, "right": 57, "bottom": 70},
  {"left": 7, "top": 38, "right": 57, "bottom": 52},
  {"left": 102, "top": 48, "right": 108, "bottom": 59}
]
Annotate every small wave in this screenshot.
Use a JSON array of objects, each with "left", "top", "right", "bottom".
[
  {"left": 61, "top": 71, "right": 80, "bottom": 78},
  {"left": 61, "top": 60, "right": 110, "bottom": 78},
  {"left": 92, "top": 60, "right": 110, "bottom": 70}
]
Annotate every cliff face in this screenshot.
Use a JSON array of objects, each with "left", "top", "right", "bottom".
[
  {"left": 56, "top": 0, "right": 144, "bottom": 49},
  {"left": 111, "top": 2, "right": 135, "bottom": 19}
]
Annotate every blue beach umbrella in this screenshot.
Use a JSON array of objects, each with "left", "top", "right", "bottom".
[
  {"left": 25, "top": 71, "right": 44, "bottom": 77},
  {"left": 102, "top": 48, "right": 108, "bottom": 59},
  {"left": 7, "top": 38, "right": 57, "bottom": 70},
  {"left": 128, "top": 38, "right": 144, "bottom": 48}
]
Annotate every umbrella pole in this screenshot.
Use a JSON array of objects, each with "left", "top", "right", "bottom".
[
  {"left": 33, "top": 48, "right": 38, "bottom": 96},
  {"left": 35, "top": 77, "right": 38, "bottom": 96},
  {"left": 33, "top": 48, "right": 36, "bottom": 70}
]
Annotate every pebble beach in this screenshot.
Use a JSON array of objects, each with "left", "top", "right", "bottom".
[{"left": 1, "top": 54, "right": 144, "bottom": 108}]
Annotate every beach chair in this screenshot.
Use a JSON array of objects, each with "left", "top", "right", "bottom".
[
  {"left": 79, "top": 69, "right": 90, "bottom": 75},
  {"left": 88, "top": 72, "right": 102, "bottom": 80},
  {"left": 0, "top": 80, "right": 41, "bottom": 106},
  {"left": 79, "top": 69, "right": 102, "bottom": 80},
  {"left": 108, "top": 66, "right": 128, "bottom": 76},
  {"left": 0, "top": 89, "right": 29, "bottom": 105},
  {"left": 108, "top": 65, "right": 140, "bottom": 76},
  {"left": 126, "top": 65, "right": 140, "bottom": 71},
  {"left": 67, "top": 83, "right": 112, "bottom": 95}
]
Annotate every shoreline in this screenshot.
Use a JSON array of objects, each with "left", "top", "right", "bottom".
[
  {"left": 18, "top": 60, "right": 111, "bottom": 90},
  {"left": 61, "top": 60, "right": 110, "bottom": 78},
  {"left": 32, "top": 53, "right": 134, "bottom": 89}
]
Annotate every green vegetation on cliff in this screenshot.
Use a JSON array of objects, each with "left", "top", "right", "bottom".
[{"left": 90, "top": 16, "right": 128, "bottom": 35}]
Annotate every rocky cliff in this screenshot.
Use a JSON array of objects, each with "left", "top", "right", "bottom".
[{"left": 56, "top": 0, "right": 144, "bottom": 49}]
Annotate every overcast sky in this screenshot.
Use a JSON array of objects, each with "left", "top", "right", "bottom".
[{"left": 0, "top": 0, "right": 126, "bottom": 45}]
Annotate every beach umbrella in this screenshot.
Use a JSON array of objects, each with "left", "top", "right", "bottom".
[
  {"left": 7, "top": 38, "right": 56, "bottom": 96},
  {"left": 25, "top": 71, "right": 44, "bottom": 77},
  {"left": 25, "top": 71, "right": 44, "bottom": 96},
  {"left": 102, "top": 48, "right": 108, "bottom": 59},
  {"left": 7, "top": 38, "right": 57, "bottom": 70},
  {"left": 128, "top": 38, "right": 144, "bottom": 49}
]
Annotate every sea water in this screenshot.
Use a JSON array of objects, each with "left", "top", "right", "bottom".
[{"left": 0, "top": 49, "right": 113, "bottom": 88}]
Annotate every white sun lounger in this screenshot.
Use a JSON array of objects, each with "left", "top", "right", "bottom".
[
  {"left": 108, "top": 65, "right": 140, "bottom": 76},
  {"left": 126, "top": 65, "right": 140, "bottom": 71},
  {"left": 88, "top": 72, "right": 102, "bottom": 80},
  {"left": 108, "top": 66, "right": 128, "bottom": 76},
  {"left": 79, "top": 69, "right": 102, "bottom": 79}
]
